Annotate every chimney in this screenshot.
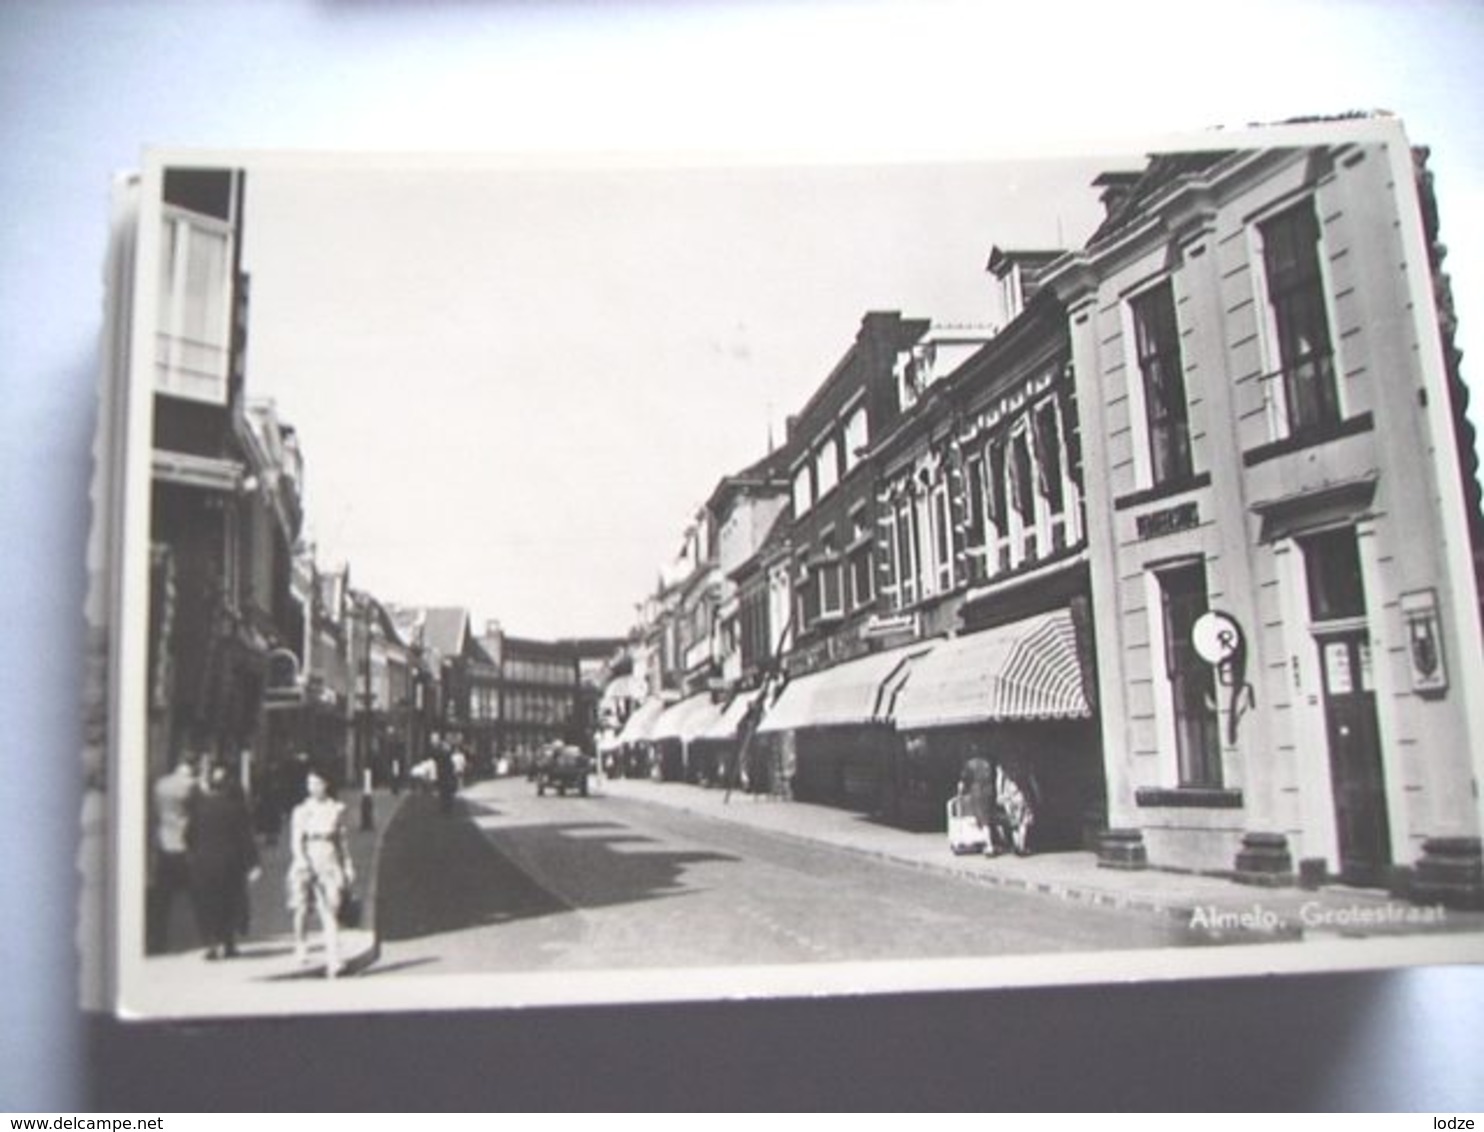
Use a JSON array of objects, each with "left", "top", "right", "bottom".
[{"left": 1092, "top": 170, "right": 1142, "bottom": 221}]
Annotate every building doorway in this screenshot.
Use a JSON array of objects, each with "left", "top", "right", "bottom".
[
  {"left": 1302, "top": 527, "right": 1391, "bottom": 886},
  {"left": 1316, "top": 629, "right": 1390, "bottom": 885}
]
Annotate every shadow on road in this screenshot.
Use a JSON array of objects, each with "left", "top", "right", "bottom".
[{"left": 377, "top": 794, "right": 740, "bottom": 942}]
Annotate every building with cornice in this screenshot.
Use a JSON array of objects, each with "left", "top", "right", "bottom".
[{"left": 1045, "top": 129, "right": 1484, "bottom": 905}]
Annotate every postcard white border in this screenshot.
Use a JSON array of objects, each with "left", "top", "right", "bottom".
[{"left": 108, "top": 115, "right": 1484, "bottom": 1019}]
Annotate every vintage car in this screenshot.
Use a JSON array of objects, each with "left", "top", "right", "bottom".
[{"left": 535, "top": 744, "right": 592, "bottom": 797}]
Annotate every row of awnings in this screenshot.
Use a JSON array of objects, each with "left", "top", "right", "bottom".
[{"left": 611, "top": 609, "right": 1090, "bottom": 746}]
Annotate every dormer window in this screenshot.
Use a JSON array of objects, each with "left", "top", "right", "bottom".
[
  {"left": 999, "top": 263, "right": 1026, "bottom": 324},
  {"left": 898, "top": 342, "right": 937, "bottom": 409}
]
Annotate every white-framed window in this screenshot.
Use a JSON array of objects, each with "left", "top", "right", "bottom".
[
  {"left": 894, "top": 495, "right": 919, "bottom": 608},
  {"left": 880, "top": 506, "right": 901, "bottom": 610},
  {"left": 819, "top": 561, "right": 843, "bottom": 618},
  {"left": 843, "top": 406, "right": 869, "bottom": 473},
  {"left": 999, "top": 263, "right": 1026, "bottom": 324},
  {"left": 792, "top": 464, "right": 813, "bottom": 518},
  {"left": 984, "top": 435, "right": 1010, "bottom": 577},
  {"left": 930, "top": 479, "right": 954, "bottom": 592},
  {"left": 1007, "top": 421, "right": 1036, "bottom": 566},
  {"left": 156, "top": 205, "right": 234, "bottom": 404},
  {"left": 815, "top": 437, "right": 840, "bottom": 499}
]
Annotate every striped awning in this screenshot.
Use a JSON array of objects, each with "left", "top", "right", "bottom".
[
  {"left": 756, "top": 642, "right": 931, "bottom": 734},
  {"left": 649, "top": 693, "right": 723, "bottom": 743},
  {"left": 615, "top": 697, "right": 667, "bottom": 744},
  {"left": 890, "top": 609, "right": 1090, "bottom": 729}
]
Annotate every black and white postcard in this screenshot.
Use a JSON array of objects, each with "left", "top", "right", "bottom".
[{"left": 87, "top": 115, "right": 1484, "bottom": 1018}]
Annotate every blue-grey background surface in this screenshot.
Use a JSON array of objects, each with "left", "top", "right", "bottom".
[{"left": 3, "top": 0, "right": 1483, "bottom": 1111}]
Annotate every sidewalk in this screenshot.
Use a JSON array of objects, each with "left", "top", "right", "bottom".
[
  {"left": 143, "top": 788, "right": 405, "bottom": 985},
  {"left": 595, "top": 774, "right": 1484, "bottom": 942}
]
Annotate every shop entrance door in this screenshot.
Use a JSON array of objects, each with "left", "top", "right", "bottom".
[{"left": 1317, "top": 629, "right": 1390, "bottom": 886}]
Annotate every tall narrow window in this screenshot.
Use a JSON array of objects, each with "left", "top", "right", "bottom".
[
  {"left": 931, "top": 482, "right": 953, "bottom": 591},
  {"left": 964, "top": 453, "right": 986, "bottom": 561},
  {"left": 1262, "top": 201, "right": 1339, "bottom": 436},
  {"left": 1130, "top": 282, "right": 1194, "bottom": 485},
  {"left": 986, "top": 437, "right": 1009, "bottom": 574},
  {"left": 1158, "top": 562, "right": 1223, "bottom": 788},
  {"left": 850, "top": 545, "right": 873, "bottom": 610},
  {"left": 1034, "top": 399, "right": 1066, "bottom": 512},
  {"left": 880, "top": 507, "right": 901, "bottom": 609},
  {"left": 792, "top": 465, "right": 812, "bottom": 518},
  {"left": 843, "top": 406, "right": 869, "bottom": 473},
  {"left": 819, "top": 536, "right": 842, "bottom": 617},
  {"left": 815, "top": 438, "right": 840, "bottom": 498},
  {"left": 895, "top": 497, "right": 917, "bottom": 606}
]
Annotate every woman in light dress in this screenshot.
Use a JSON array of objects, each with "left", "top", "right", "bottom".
[{"left": 286, "top": 767, "right": 355, "bottom": 977}]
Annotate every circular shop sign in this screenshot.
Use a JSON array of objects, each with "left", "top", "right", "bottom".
[{"left": 1191, "top": 611, "right": 1243, "bottom": 666}]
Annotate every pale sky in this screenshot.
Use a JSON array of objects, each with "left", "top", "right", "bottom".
[{"left": 240, "top": 154, "right": 1123, "bottom": 637}]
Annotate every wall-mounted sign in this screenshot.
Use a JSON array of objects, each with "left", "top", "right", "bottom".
[
  {"left": 1192, "top": 611, "right": 1242, "bottom": 667},
  {"left": 863, "top": 612, "right": 919, "bottom": 639},
  {"left": 1136, "top": 501, "right": 1200, "bottom": 541},
  {"left": 1400, "top": 588, "right": 1448, "bottom": 695},
  {"left": 1191, "top": 610, "right": 1255, "bottom": 745}
]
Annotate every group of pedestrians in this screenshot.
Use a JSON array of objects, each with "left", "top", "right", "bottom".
[
  {"left": 957, "top": 750, "right": 1040, "bottom": 857},
  {"left": 148, "top": 752, "right": 355, "bottom": 977}
]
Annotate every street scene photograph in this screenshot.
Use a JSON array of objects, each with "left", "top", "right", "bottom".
[{"left": 107, "top": 116, "right": 1484, "bottom": 1017}]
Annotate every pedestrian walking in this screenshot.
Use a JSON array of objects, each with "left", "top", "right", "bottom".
[
  {"left": 147, "top": 754, "right": 198, "bottom": 953},
  {"left": 185, "top": 762, "right": 261, "bottom": 960},
  {"left": 957, "top": 750, "right": 996, "bottom": 857},
  {"left": 434, "top": 743, "right": 457, "bottom": 814},
  {"left": 286, "top": 766, "right": 355, "bottom": 977}
]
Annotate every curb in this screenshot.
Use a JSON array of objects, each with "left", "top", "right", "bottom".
[{"left": 606, "top": 786, "right": 1304, "bottom": 944}]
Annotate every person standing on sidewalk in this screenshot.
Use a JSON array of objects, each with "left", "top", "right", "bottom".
[
  {"left": 185, "top": 762, "right": 261, "bottom": 960},
  {"left": 286, "top": 767, "right": 355, "bottom": 977},
  {"left": 148, "top": 754, "right": 198, "bottom": 953},
  {"left": 957, "top": 750, "right": 996, "bottom": 856}
]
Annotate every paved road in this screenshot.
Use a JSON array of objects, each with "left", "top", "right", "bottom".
[{"left": 376, "top": 777, "right": 1195, "bottom": 975}]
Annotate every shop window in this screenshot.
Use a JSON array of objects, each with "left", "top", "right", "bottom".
[
  {"left": 1158, "top": 562, "right": 1223, "bottom": 788},
  {"left": 1301, "top": 527, "right": 1366, "bottom": 621},
  {"left": 1261, "top": 200, "right": 1340, "bottom": 438},
  {"left": 1130, "top": 281, "right": 1194, "bottom": 486}
]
